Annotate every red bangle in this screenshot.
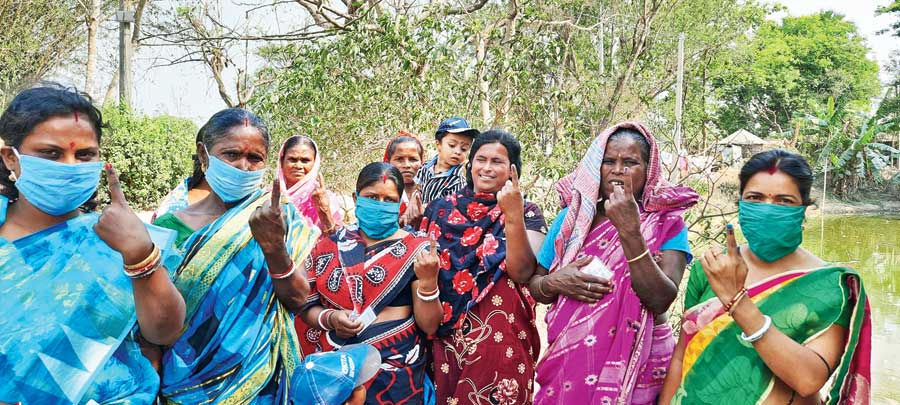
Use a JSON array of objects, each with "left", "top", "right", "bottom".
[{"left": 723, "top": 287, "right": 747, "bottom": 314}]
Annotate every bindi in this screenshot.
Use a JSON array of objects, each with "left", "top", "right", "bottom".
[{"left": 68, "top": 142, "right": 76, "bottom": 150}]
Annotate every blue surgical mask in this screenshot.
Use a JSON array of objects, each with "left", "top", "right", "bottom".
[
  {"left": 355, "top": 194, "right": 400, "bottom": 239},
  {"left": 13, "top": 148, "right": 104, "bottom": 216},
  {"left": 203, "top": 147, "right": 267, "bottom": 203}
]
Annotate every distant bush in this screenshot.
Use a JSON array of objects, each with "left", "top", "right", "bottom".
[{"left": 99, "top": 107, "right": 197, "bottom": 210}]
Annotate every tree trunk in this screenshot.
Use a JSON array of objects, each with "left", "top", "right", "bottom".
[
  {"left": 476, "top": 33, "right": 491, "bottom": 124},
  {"left": 84, "top": 0, "right": 100, "bottom": 97}
]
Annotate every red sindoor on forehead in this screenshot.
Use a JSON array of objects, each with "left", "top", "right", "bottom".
[
  {"left": 766, "top": 164, "right": 778, "bottom": 175},
  {"left": 382, "top": 174, "right": 388, "bottom": 183},
  {"left": 244, "top": 117, "right": 250, "bottom": 127},
  {"left": 73, "top": 112, "right": 79, "bottom": 123}
]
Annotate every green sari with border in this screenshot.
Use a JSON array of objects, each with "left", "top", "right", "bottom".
[{"left": 673, "top": 266, "right": 871, "bottom": 404}]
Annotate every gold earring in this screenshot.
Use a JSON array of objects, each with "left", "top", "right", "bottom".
[{"left": 8, "top": 171, "right": 17, "bottom": 182}]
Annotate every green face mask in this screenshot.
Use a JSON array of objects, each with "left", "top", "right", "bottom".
[{"left": 738, "top": 200, "right": 806, "bottom": 262}]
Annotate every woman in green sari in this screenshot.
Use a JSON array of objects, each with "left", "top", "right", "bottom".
[
  {"left": 154, "top": 108, "right": 319, "bottom": 403},
  {"left": 660, "top": 150, "right": 871, "bottom": 404}
]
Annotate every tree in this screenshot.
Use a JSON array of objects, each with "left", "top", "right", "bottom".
[
  {"left": 711, "top": 11, "right": 880, "bottom": 137},
  {"left": 0, "top": 0, "right": 84, "bottom": 101},
  {"left": 877, "top": 0, "right": 900, "bottom": 37}
]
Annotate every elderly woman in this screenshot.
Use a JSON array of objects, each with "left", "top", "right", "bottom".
[
  {"left": 154, "top": 108, "right": 319, "bottom": 403},
  {"left": 659, "top": 150, "right": 871, "bottom": 404},
  {"left": 299, "top": 162, "right": 443, "bottom": 404},
  {"left": 276, "top": 135, "right": 343, "bottom": 232},
  {"left": 0, "top": 85, "right": 185, "bottom": 403},
  {"left": 530, "top": 122, "right": 698, "bottom": 404},
  {"left": 421, "top": 129, "right": 547, "bottom": 404}
]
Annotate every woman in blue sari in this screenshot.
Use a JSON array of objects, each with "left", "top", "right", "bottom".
[
  {"left": 0, "top": 85, "right": 186, "bottom": 404},
  {"left": 154, "top": 108, "right": 319, "bottom": 403}
]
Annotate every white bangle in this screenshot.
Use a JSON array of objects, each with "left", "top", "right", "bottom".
[
  {"left": 740, "top": 314, "right": 772, "bottom": 343},
  {"left": 269, "top": 263, "right": 295, "bottom": 280},
  {"left": 317, "top": 309, "right": 333, "bottom": 330},
  {"left": 416, "top": 287, "right": 440, "bottom": 302}
]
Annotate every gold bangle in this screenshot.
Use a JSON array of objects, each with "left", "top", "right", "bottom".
[
  {"left": 124, "top": 244, "right": 160, "bottom": 270},
  {"left": 626, "top": 248, "right": 651, "bottom": 263}
]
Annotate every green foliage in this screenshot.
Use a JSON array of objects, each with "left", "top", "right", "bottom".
[
  {"left": 711, "top": 11, "right": 881, "bottom": 137},
  {"left": 0, "top": 0, "right": 83, "bottom": 102},
  {"left": 98, "top": 107, "right": 197, "bottom": 210},
  {"left": 877, "top": 0, "right": 900, "bottom": 37}
]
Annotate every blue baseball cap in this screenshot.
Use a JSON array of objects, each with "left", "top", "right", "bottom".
[
  {"left": 291, "top": 344, "right": 380, "bottom": 405},
  {"left": 435, "top": 116, "right": 479, "bottom": 139}
]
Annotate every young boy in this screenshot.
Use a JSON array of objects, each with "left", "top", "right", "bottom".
[{"left": 414, "top": 116, "right": 480, "bottom": 205}]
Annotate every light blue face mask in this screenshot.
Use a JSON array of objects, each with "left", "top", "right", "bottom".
[
  {"left": 12, "top": 148, "right": 104, "bottom": 216},
  {"left": 355, "top": 194, "right": 401, "bottom": 239},
  {"left": 203, "top": 146, "right": 267, "bottom": 203}
]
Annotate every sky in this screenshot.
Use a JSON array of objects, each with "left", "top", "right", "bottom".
[{"left": 110, "top": 0, "right": 900, "bottom": 124}]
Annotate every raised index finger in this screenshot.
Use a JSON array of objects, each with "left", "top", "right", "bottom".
[
  {"left": 271, "top": 175, "right": 282, "bottom": 208},
  {"left": 105, "top": 163, "right": 128, "bottom": 206},
  {"left": 725, "top": 223, "right": 739, "bottom": 256},
  {"left": 622, "top": 167, "right": 634, "bottom": 199},
  {"left": 317, "top": 172, "right": 326, "bottom": 190},
  {"left": 509, "top": 164, "right": 520, "bottom": 187}
]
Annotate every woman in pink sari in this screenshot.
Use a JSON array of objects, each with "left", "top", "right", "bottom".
[
  {"left": 529, "top": 122, "right": 698, "bottom": 404},
  {"left": 277, "top": 135, "right": 344, "bottom": 232}
]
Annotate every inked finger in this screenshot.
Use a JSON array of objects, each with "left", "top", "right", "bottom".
[
  {"left": 622, "top": 167, "right": 634, "bottom": 198},
  {"left": 725, "top": 223, "right": 739, "bottom": 257},
  {"left": 271, "top": 176, "right": 282, "bottom": 207},
  {"left": 105, "top": 163, "right": 128, "bottom": 206},
  {"left": 509, "top": 164, "right": 520, "bottom": 187}
]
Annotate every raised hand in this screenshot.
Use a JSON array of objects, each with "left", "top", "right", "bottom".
[
  {"left": 497, "top": 165, "right": 524, "bottom": 217},
  {"left": 603, "top": 167, "right": 641, "bottom": 235},
  {"left": 331, "top": 310, "right": 364, "bottom": 339},
  {"left": 399, "top": 190, "right": 423, "bottom": 228},
  {"left": 94, "top": 164, "right": 154, "bottom": 265},
  {"left": 699, "top": 224, "right": 749, "bottom": 305},
  {"left": 413, "top": 238, "right": 440, "bottom": 284},
  {"left": 545, "top": 256, "right": 613, "bottom": 304},
  {"left": 249, "top": 176, "right": 287, "bottom": 254},
  {"left": 312, "top": 173, "right": 336, "bottom": 232}
]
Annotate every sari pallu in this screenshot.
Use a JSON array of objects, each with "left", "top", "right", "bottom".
[
  {"left": 673, "top": 266, "right": 871, "bottom": 405},
  {"left": 0, "top": 197, "right": 178, "bottom": 404},
  {"left": 534, "top": 211, "right": 686, "bottom": 405},
  {"left": 300, "top": 226, "right": 430, "bottom": 405},
  {"left": 160, "top": 190, "right": 319, "bottom": 404}
]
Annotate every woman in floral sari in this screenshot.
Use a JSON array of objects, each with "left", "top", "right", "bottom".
[
  {"left": 299, "top": 162, "right": 442, "bottom": 405},
  {"left": 154, "top": 108, "right": 319, "bottom": 403},
  {"left": 421, "top": 130, "right": 548, "bottom": 405},
  {"left": 276, "top": 135, "right": 343, "bottom": 232},
  {"left": 0, "top": 85, "right": 185, "bottom": 403},
  {"left": 530, "top": 122, "right": 698, "bottom": 404},
  {"left": 659, "top": 150, "right": 871, "bottom": 404}
]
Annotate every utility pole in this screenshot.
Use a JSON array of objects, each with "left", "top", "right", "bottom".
[
  {"left": 674, "top": 33, "right": 685, "bottom": 156},
  {"left": 672, "top": 33, "right": 685, "bottom": 179},
  {"left": 116, "top": 1, "right": 134, "bottom": 109}
]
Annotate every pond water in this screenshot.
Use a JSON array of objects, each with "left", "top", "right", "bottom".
[{"left": 803, "top": 214, "right": 900, "bottom": 403}]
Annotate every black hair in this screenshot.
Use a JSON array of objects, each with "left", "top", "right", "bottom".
[
  {"left": 739, "top": 149, "right": 814, "bottom": 206},
  {"left": 0, "top": 84, "right": 106, "bottom": 211},
  {"left": 385, "top": 135, "right": 424, "bottom": 160},
  {"left": 465, "top": 129, "right": 522, "bottom": 189},
  {"left": 188, "top": 108, "right": 270, "bottom": 189},
  {"left": 356, "top": 162, "right": 404, "bottom": 197},
  {"left": 607, "top": 128, "right": 651, "bottom": 164},
  {"left": 280, "top": 135, "right": 317, "bottom": 162}
]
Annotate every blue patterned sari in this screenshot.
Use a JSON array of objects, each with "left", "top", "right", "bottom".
[
  {"left": 160, "top": 190, "right": 319, "bottom": 404},
  {"left": 0, "top": 197, "right": 179, "bottom": 404}
]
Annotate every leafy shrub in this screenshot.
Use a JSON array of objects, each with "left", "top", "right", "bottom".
[{"left": 98, "top": 107, "right": 197, "bottom": 210}]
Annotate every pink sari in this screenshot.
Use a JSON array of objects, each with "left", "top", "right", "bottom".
[
  {"left": 534, "top": 122, "right": 698, "bottom": 404},
  {"left": 276, "top": 136, "right": 343, "bottom": 229}
]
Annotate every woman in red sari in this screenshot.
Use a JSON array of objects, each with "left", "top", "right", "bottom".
[
  {"left": 299, "top": 162, "right": 443, "bottom": 405},
  {"left": 421, "top": 130, "right": 547, "bottom": 405}
]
